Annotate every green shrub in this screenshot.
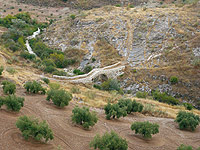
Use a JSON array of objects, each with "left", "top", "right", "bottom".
[
  {"left": 70, "top": 86, "right": 81, "bottom": 94},
  {"left": 104, "top": 103, "right": 127, "bottom": 120},
  {"left": 0, "top": 66, "right": 4, "bottom": 76},
  {"left": 72, "top": 106, "right": 98, "bottom": 129},
  {"left": 52, "top": 70, "right": 67, "bottom": 76},
  {"left": 73, "top": 69, "right": 85, "bottom": 75},
  {"left": 118, "top": 99, "right": 143, "bottom": 114},
  {"left": 46, "top": 89, "right": 72, "bottom": 108},
  {"left": 20, "top": 52, "right": 36, "bottom": 60},
  {"left": 93, "top": 84, "right": 102, "bottom": 90},
  {"left": 177, "top": 144, "right": 193, "bottom": 150},
  {"left": 170, "top": 76, "right": 178, "bottom": 84},
  {"left": 90, "top": 131, "right": 128, "bottom": 150},
  {"left": 24, "top": 81, "right": 46, "bottom": 94},
  {"left": 115, "top": 4, "right": 121, "bottom": 7},
  {"left": 42, "top": 78, "right": 50, "bottom": 84},
  {"left": 16, "top": 115, "right": 53, "bottom": 142},
  {"left": 131, "top": 121, "right": 159, "bottom": 139},
  {"left": 183, "top": 103, "right": 193, "bottom": 110},
  {"left": 101, "top": 79, "right": 120, "bottom": 91},
  {"left": 18, "top": 8, "right": 22, "bottom": 12},
  {"left": 175, "top": 111, "right": 200, "bottom": 131},
  {"left": 3, "top": 95, "right": 24, "bottom": 111},
  {"left": 44, "top": 65, "right": 56, "bottom": 73},
  {"left": 1, "top": 80, "right": 16, "bottom": 94},
  {"left": 49, "top": 82, "right": 60, "bottom": 90},
  {"left": 136, "top": 91, "right": 148, "bottom": 99},
  {"left": 84, "top": 65, "right": 92, "bottom": 73},
  {"left": 152, "top": 90, "right": 180, "bottom": 105}
]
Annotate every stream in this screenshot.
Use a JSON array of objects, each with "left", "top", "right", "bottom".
[{"left": 25, "top": 28, "right": 40, "bottom": 56}]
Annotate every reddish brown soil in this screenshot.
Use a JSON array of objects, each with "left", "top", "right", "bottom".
[{"left": 0, "top": 88, "right": 200, "bottom": 150}]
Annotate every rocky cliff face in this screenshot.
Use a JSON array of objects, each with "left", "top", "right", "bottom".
[{"left": 42, "top": 4, "right": 200, "bottom": 105}]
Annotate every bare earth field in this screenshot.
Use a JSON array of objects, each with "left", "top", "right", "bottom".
[{"left": 0, "top": 87, "right": 200, "bottom": 150}]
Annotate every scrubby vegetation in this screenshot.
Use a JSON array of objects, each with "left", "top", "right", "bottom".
[
  {"left": 20, "top": 52, "right": 36, "bottom": 60},
  {"left": 90, "top": 131, "right": 128, "bottom": 150},
  {"left": 183, "top": 103, "right": 193, "bottom": 110},
  {"left": 1, "top": 80, "right": 16, "bottom": 94},
  {"left": 104, "top": 103, "right": 127, "bottom": 120},
  {"left": 131, "top": 121, "right": 159, "bottom": 139},
  {"left": 136, "top": 91, "right": 148, "bottom": 99},
  {"left": 177, "top": 144, "right": 200, "bottom": 150},
  {"left": 24, "top": 81, "right": 46, "bottom": 94},
  {"left": 46, "top": 89, "right": 72, "bottom": 108},
  {"left": 152, "top": 90, "right": 180, "bottom": 105},
  {"left": 175, "top": 111, "right": 200, "bottom": 131},
  {"left": 170, "top": 76, "right": 179, "bottom": 84},
  {"left": 0, "top": 95, "right": 24, "bottom": 111},
  {"left": 71, "top": 106, "right": 98, "bottom": 129},
  {"left": 42, "top": 78, "right": 50, "bottom": 84},
  {"left": 16, "top": 115, "right": 53, "bottom": 142},
  {"left": 118, "top": 99, "right": 143, "bottom": 114}
]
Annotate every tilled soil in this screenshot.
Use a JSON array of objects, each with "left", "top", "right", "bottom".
[{"left": 0, "top": 88, "right": 200, "bottom": 150}]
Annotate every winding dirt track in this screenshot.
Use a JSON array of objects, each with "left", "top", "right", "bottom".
[{"left": 0, "top": 88, "right": 200, "bottom": 150}]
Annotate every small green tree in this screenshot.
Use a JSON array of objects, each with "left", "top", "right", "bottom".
[
  {"left": 118, "top": 99, "right": 143, "bottom": 114},
  {"left": 104, "top": 103, "right": 127, "bottom": 120},
  {"left": 131, "top": 121, "right": 159, "bottom": 139},
  {"left": 183, "top": 103, "right": 193, "bottom": 110},
  {"left": 136, "top": 91, "right": 148, "bottom": 99},
  {"left": 101, "top": 79, "right": 120, "bottom": 91},
  {"left": 0, "top": 66, "right": 4, "bottom": 76},
  {"left": 3, "top": 95, "right": 24, "bottom": 111},
  {"left": 16, "top": 115, "right": 53, "bottom": 142},
  {"left": 1, "top": 80, "right": 16, "bottom": 94},
  {"left": 0, "top": 97, "right": 4, "bottom": 108},
  {"left": 90, "top": 131, "right": 128, "bottom": 150},
  {"left": 175, "top": 111, "right": 200, "bottom": 131},
  {"left": 24, "top": 81, "right": 46, "bottom": 94},
  {"left": 42, "top": 78, "right": 50, "bottom": 84},
  {"left": 71, "top": 106, "right": 98, "bottom": 129},
  {"left": 46, "top": 89, "right": 72, "bottom": 108}
]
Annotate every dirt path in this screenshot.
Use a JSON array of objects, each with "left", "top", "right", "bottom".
[{"left": 0, "top": 88, "right": 199, "bottom": 150}]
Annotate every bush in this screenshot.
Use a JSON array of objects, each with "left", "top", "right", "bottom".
[
  {"left": 104, "top": 103, "right": 127, "bottom": 120},
  {"left": 52, "top": 70, "right": 67, "bottom": 76},
  {"left": 49, "top": 82, "right": 60, "bottom": 90},
  {"left": 118, "top": 99, "right": 143, "bottom": 114},
  {"left": 101, "top": 79, "right": 120, "bottom": 91},
  {"left": 131, "top": 121, "right": 159, "bottom": 139},
  {"left": 70, "top": 14, "right": 76, "bottom": 20},
  {"left": 90, "top": 131, "right": 128, "bottom": 150},
  {"left": 3, "top": 95, "right": 24, "bottom": 111},
  {"left": 20, "top": 52, "right": 36, "bottom": 60},
  {"left": 170, "top": 76, "right": 178, "bottom": 84},
  {"left": 72, "top": 106, "right": 98, "bottom": 129},
  {"left": 44, "top": 65, "right": 56, "bottom": 73},
  {"left": 183, "top": 103, "right": 193, "bottom": 110},
  {"left": 152, "top": 90, "right": 180, "bottom": 105},
  {"left": 175, "top": 111, "right": 200, "bottom": 131},
  {"left": 0, "top": 66, "right": 4, "bottom": 76},
  {"left": 24, "top": 81, "right": 46, "bottom": 94},
  {"left": 16, "top": 115, "right": 53, "bottom": 142},
  {"left": 93, "top": 84, "right": 102, "bottom": 90},
  {"left": 73, "top": 69, "right": 85, "bottom": 75},
  {"left": 1, "top": 80, "right": 16, "bottom": 94},
  {"left": 42, "top": 78, "right": 50, "bottom": 84},
  {"left": 84, "top": 65, "right": 92, "bottom": 73},
  {"left": 177, "top": 144, "right": 193, "bottom": 150},
  {"left": 46, "top": 89, "right": 72, "bottom": 108},
  {"left": 136, "top": 91, "right": 148, "bottom": 99}
]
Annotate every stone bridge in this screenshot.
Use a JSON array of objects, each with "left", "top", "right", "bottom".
[{"left": 53, "top": 62, "right": 125, "bottom": 83}]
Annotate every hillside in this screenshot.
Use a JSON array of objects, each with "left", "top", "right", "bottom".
[{"left": 0, "top": 0, "right": 200, "bottom": 150}]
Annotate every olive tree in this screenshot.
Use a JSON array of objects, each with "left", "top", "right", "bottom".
[
  {"left": 104, "top": 103, "right": 127, "bottom": 120},
  {"left": 3, "top": 95, "right": 24, "bottom": 111},
  {"left": 46, "top": 89, "right": 72, "bottom": 108},
  {"left": 90, "top": 131, "right": 128, "bottom": 150},
  {"left": 131, "top": 121, "right": 159, "bottom": 139},
  {"left": 175, "top": 111, "right": 200, "bottom": 131},
  {"left": 16, "top": 115, "right": 53, "bottom": 142},
  {"left": 24, "top": 81, "right": 46, "bottom": 94},
  {"left": 1, "top": 80, "right": 16, "bottom": 94},
  {"left": 71, "top": 106, "right": 98, "bottom": 129}
]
